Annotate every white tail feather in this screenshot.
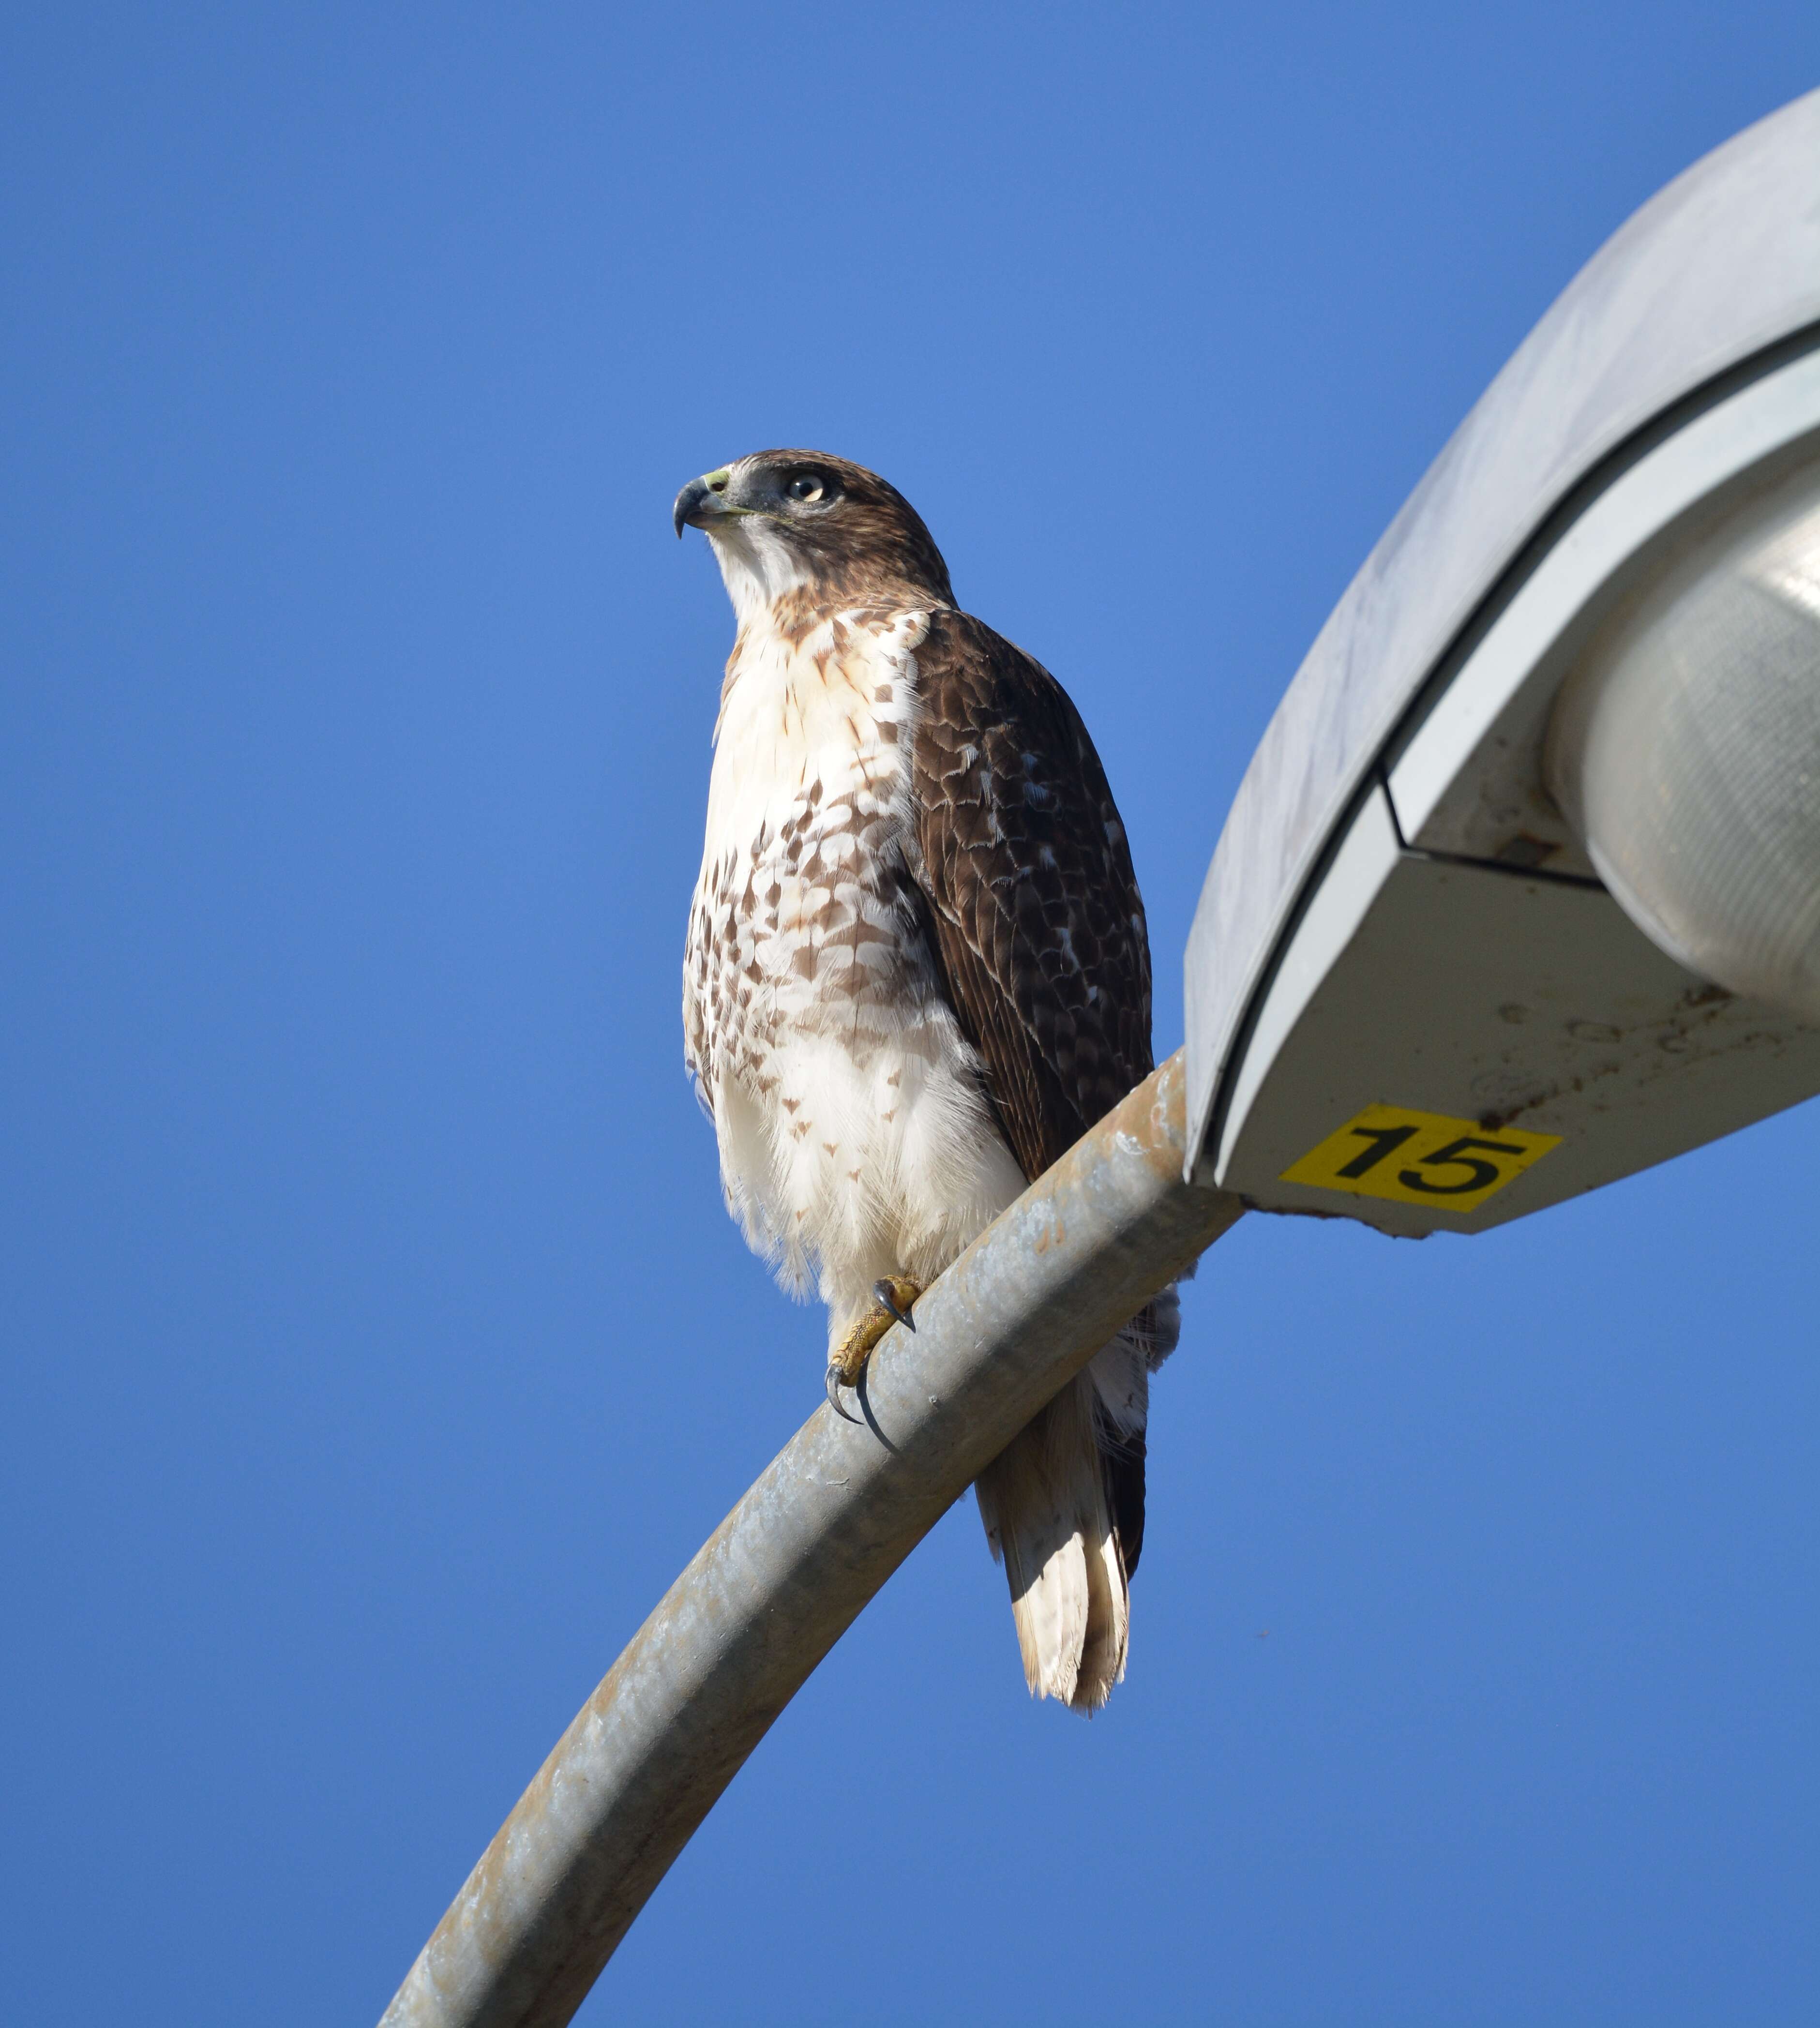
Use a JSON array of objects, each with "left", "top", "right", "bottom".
[{"left": 976, "top": 1371, "right": 1129, "bottom": 1713}]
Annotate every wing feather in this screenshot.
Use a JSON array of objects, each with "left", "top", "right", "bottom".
[
  {"left": 909, "top": 609, "right": 1157, "bottom": 1571},
  {"left": 909, "top": 609, "right": 1153, "bottom": 1180}
]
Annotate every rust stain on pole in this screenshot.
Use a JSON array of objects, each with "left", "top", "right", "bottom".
[{"left": 380, "top": 1051, "right": 1243, "bottom": 2028}]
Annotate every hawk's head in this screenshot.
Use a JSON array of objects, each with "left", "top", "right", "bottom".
[{"left": 674, "top": 450, "right": 954, "bottom": 627}]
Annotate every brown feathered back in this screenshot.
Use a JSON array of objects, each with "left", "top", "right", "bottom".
[
  {"left": 909, "top": 609, "right": 1154, "bottom": 1177},
  {"left": 907, "top": 608, "right": 1158, "bottom": 1574}
]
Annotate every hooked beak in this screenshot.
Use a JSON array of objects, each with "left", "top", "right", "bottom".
[{"left": 673, "top": 466, "right": 737, "bottom": 538}]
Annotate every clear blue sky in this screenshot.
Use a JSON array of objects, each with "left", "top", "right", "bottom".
[{"left": 3, "top": 8, "right": 1817, "bottom": 2023}]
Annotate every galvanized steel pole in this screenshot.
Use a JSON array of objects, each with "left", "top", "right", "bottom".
[{"left": 380, "top": 1050, "right": 1243, "bottom": 2028}]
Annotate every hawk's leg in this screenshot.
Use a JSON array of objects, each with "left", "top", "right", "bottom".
[{"left": 825, "top": 1276, "right": 925, "bottom": 1421}]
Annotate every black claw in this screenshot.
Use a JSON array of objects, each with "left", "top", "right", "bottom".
[
  {"left": 826, "top": 1362, "right": 862, "bottom": 1423},
  {"left": 874, "top": 1279, "right": 916, "bottom": 1331}
]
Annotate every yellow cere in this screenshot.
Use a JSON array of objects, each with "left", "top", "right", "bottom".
[{"left": 1280, "top": 1103, "right": 1561, "bottom": 1214}]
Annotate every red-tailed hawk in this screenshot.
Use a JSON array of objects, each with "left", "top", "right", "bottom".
[{"left": 675, "top": 451, "right": 1176, "bottom": 1711}]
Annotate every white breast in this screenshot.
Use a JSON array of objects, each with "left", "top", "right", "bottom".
[{"left": 684, "top": 607, "right": 1026, "bottom": 1339}]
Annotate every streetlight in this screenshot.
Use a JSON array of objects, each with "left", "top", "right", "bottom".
[{"left": 1186, "top": 88, "right": 1820, "bottom": 1227}]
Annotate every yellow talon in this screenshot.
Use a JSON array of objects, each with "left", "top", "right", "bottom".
[{"left": 825, "top": 1276, "right": 925, "bottom": 1418}]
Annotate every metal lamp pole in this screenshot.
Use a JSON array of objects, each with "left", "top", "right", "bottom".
[{"left": 381, "top": 1055, "right": 1242, "bottom": 2028}]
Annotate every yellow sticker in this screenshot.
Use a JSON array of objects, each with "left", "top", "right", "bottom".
[{"left": 1281, "top": 1104, "right": 1560, "bottom": 1214}]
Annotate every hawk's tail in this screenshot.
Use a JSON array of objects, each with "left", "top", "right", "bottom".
[{"left": 974, "top": 1292, "right": 1178, "bottom": 1713}]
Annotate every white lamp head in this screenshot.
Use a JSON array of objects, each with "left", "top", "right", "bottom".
[{"left": 1184, "top": 91, "right": 1820, "bottom": 1235}]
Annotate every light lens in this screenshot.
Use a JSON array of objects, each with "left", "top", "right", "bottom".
[{"left": 1547, "top": 454, "right": 1820, "bottom": 1020}]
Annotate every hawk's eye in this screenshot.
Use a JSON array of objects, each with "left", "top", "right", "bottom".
[{"left": 786, "top": 474, "right": 826, "bottom": 504}]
